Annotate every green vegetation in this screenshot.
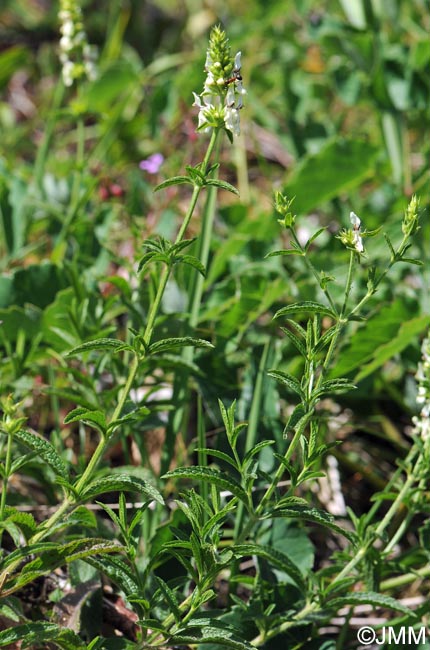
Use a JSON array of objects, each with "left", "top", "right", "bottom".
[{"left": 0, "top": 1, "right": 429, "bottom": 648}]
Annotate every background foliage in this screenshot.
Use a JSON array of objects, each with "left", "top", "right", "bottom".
[{"left": 0, "top": 0, "right": 429, "bottom": 648}]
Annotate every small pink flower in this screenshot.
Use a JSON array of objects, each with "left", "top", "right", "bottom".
[{"left": 139, "top": 153, "right": 164, "bottom": 174}]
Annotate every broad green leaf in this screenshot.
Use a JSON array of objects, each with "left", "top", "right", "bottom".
[
  {"left": 274, "top": 301, "right": 336, "bottom": 320},
  {"left": 163, "top": 467, "right": 248, "bottom": 505},
  {"left": 79, "top": 474, "right": 164, "bottom": 505},
  {"left": 233, "top": 543, "right": 305, "bottom": 590},
  {"left": 355, "top": 314, "right": 430, "bottom": 382},
  {"left": 66, "top": 337, "right": 125, "bottom": 356},
  {"left": 327, "top": 592, "right": 416, "bottom": 617},
  {"left": 1, "top": 507, "right": 36, "bottom": 540},
  {"left": 14, "top": 429, "right": 69, "bottom": 479},
  {"left": 330, "top": 301, "right": 428, "bottom": 380},
  {"left": 171, "top": 619, "right": 255, "bottom": 650},
  {"left": 84, "top": 59, "right": 140, "bottom": 112},
  {"left": 0, "top": 263, "right": 68, "bottom": 310},
  {"left": 149, "top": 337, "right": 214, "bottom": 355},
  {"left": 284, "top": 138, "right": 378, "bottom": 214}
]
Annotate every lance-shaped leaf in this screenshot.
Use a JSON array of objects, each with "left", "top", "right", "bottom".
[
  {"left": 79, "top": 474, "right": 164, "bottom": 505},
  {"left": 233, "top": 543, "right": 305, "bottom": 590},
  {"left": 204, "top": 179, "right": 239, "bottom": 195},
  {"left": 175, "top": 254, "right": 206, "bottom": 276},
  {"left": 326, "top": 592, "right": 416, "bottom": 617},
  {"left": 268, "top": 369, "right": 305, "bottom": 399},
  {"left": 162, "top": 467, "right": 248, "bottom": 505},
  {"left": 270, "top": 505, "right": 355, "bottom": 542},
  {"left": 274, "top": 301, "right": 337, "bottom": 320},
  {"left": 171, "top": 618, "right": 255, "bottom": 650},
  {"left": 14, "top": 429, "right": 69, "bottom": 479},
  {"left": 66, "top": 338, "right": 126, "bottom": 356},
  {"left": 0, "top": 622, "right": 86, "bottom": 649},
  {"left": 154, "top": 176, "right": 194, "bottom": 191},
  {"left": 149, "top": 337, "right": 214, "bottom": 355}
]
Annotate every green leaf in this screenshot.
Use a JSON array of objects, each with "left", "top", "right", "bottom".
[
  {"left": 274, "top": 301, "right": 337, "bottom": 319},
  {"left": 171, "top": 619, "right": 255, "bottom": 650},
  {"left": 63, "top": 407, "right": 107, "bottom": 433},
  {"left": 196, "top": 448, "right": 239, "bottom": 471},
  {"left": 268, "top": 369, "right": 304, "bottom": 398},
  {"left": 154, "top": 176, "right": 194, "bottom": 191},
  {"left": 79, "top": 474, "right": 164, "bottom": 505},
  {"left": 205, "top": 179, "right": 239, "bottom": 195},
  {"left": 233, "top": 543, "right": 305, "bottom": 590},
  {"left": 66, "top": 338, "right": 125, "bottom": 356},
  {"left": 162, "top": 467, "right": 248, "bottom": 505},
  {"left": 13, "top": 429, "right": 69, "bottom": 479},
  {"left": 84, "top": 59, "right": 140, "bottom": 112},
  {"left": 327, "top": 592, "right": 416, "bottom": 617},
  {"left": 280, "top": 326, "right": 307, "bottom": 357},
  {"left": 176, "top": 254, "right": 206, "bottom": 276},
  {"left": 154, "top": 576, "right": 182, "bottom": 622},
  {"left": 284, "top": 138, "right": 378, "bottom": 214},
  {"left": 270, "top": 505, "right": 355, "bottom": 542},
  {"left": 266, "top": 248, "right": 303, "bottom": 257},
  {"left": 354, "top": 314, "right": 430, "bottom": 382},
  {"left": 313, "top": 378, "right": 356, "bottom": 398},
  {"left": 149, "top": 337, "right": 214, "bottom": 355},
  {"left": 84, "top": 555, "right": 140, "bottom": 596},
  {"left": 0, "top": 622, "right": 86, "bottom": 649}
]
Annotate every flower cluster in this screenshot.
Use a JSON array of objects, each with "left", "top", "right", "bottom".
[
  {"left": 193, "top": 26, "right": 246, "bottom": 137},
  {"left": 402, "top": 194, "right": 420, "bottom": 237},
  {"left": 337, "top": 211, "right": 365, "bottom": 254},
  {"left": 59, "top": 0, "right": 97, "bottom": 87},
  {"left": 413, "top": 333, "right": 430, "bottom": 442}
]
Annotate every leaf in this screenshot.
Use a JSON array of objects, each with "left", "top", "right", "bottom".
[
  {"left": 162, "top": 467, "right": 248, "bottom": 505},
  {"left": 233, "top": 543, "right": 305, "bottom": 590},
  {"left": 14, "top": 429, "right": 69, "bottom": 479},
  {"left": 64, "top": 407, "right": 107, "bottom": 433},
  {"left": 205, "top": 179, "right": 239, "bottom": 195},
  {"left": 176, "top": 254, "right": 206, "bottom": 276},
  {"left": 284, "top": 138, "right": 378, "bottom": 214},
  {"left": 355, "top": 314, "right": 430, "bottom": 382},
  {"left": 79, "top": 474, "right": 164, "bottom": 505},
  {"left": 84, "top": 555, "right": 140, "bottom": 596},
  {"left": 196, "top": 448, "right": 239, "bottom": 471},
  {"left": 280, "top": 326, "right": 307, "bottom": 357},
  {"left": 270, "top": 505, "right": 355, "bottom": 542},
  {"left": 268, "top": 369, "right": 304, "bottom": 398},
  {"left": 154, "top": 176, "right": 194, "bottom": 191},
  {"left": 313, "top": 378, "right": 356, "bottom": 398},
  {"left": 327, "top": 592, "right": 416, "bottom": 617},
  {"left": 66, "top": 337, "right": 125, "bottom": 356},
  {"left": 171, "top": 619, "right": 255, "bottom": 650},
  {"left": 149, "top": 337, "right": 214, "bottom": 355},
  {"left": 274, "top": 301, "right": 337, "bottom": 320},
  {"left": 154, "top": 576, "right": 182, "bottom": 622},
  {"left": 0, "top": 622, "right": 86, "bottom": 649}
]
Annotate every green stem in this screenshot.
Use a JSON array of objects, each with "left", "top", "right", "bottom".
[
  {"left": 290, "top": 227, "right": 338, "bottom": 315},
  {"left": 27, "top": 131, "right": 220, "bottom": 543},
  {"left": 52, "top": 116, "right": 86, "bottom": 259},
  {"left": 34, "top": 80, "right": 65, "bottom": 194},
  {"left": 0, "top": 430, "right": 14, "bottom": 533}
]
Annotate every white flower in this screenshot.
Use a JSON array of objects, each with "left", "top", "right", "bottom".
[
  {"left": 350, "top": 211, "right": 364, "bottom": 253},
  {"left": 224, "top": 105, "right": 241, "bottom": 136}
]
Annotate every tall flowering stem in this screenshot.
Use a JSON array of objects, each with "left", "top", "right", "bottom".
[
  {"left": 193, "top": 25, "right": 246, "bottom": 138},
  {"left": 58, "top": 0, "right": 97, "bottom": 87}
]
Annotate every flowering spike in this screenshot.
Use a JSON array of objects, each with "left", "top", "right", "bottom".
[
  {"left": 58, "top": 0, "right": 98, "bottom": 87},
  {"left": 193, "top": 26, "right": 246, "bottom": 137}
]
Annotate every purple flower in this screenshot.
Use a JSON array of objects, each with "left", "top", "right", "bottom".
[{"left": 139, "top": 153, "right": 164, "bottom": 174}]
